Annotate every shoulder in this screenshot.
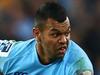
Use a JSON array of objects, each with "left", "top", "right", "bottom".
[
  {"left": 8, "top": 38, "right": 36, "bottom": 58},
  {"left": 0, "top": 40, "right": 15, "bottom": 57},
  {"left": 0, "top": 40, "right": 15, "bottom": 72},
  {"left": 65, "top": 40, "right": 91, "bottom": 61},
  {"left": 64, "top": 40, "right": 94, "bottom": 74},
  {"left": 0, "top": 39, "right": 33, "bottom": 57},
  {"left": 0, "top": 39, "right": 36, "bottom": 72},
  {"left": 0, "top": 38, "right": 36, "bottom": 58}
]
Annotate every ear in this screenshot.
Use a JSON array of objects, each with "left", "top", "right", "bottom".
[{"left": 33, "top": 28, "right": 40, "bottom": 38}]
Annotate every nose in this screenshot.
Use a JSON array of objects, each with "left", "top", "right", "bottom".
[{"left": 58, "top": 35, "right": 67, "bottom": 44}]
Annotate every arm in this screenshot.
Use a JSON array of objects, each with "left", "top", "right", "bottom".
[{"left": 75, "top": 57, "right": 94, "bottom": 75}]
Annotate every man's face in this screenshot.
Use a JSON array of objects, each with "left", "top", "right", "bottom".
[{"left": 37, "top": 17, "right": 71, "bottom": 60}]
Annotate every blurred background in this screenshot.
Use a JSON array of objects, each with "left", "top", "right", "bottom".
[{"left": 0, "top": 0, "right": 99, "bottom": 75}]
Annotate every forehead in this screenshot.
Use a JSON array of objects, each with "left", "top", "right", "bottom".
[{"left": 45, "top": 17, "right": 70, "bottom": 31}]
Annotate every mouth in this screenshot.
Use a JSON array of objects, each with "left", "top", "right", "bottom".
[{"left": 57, "top": 46, "right": 67, "bottom": 56}]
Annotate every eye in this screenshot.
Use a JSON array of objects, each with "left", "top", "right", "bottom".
[
  {"left": 65, "top": 28, "right": 71, "bottom": 36},
  {"left": 65, "top": 32, "right": 69, "bottom": 36},
  {"left": 50, "top": 33, "right": 59, "bottom": 38},
  {"left": 52, "top": 33, "right": 58, "bottom": 37},
  {"left": 65, "top": 33, "right": 69, "bottom": 36}
]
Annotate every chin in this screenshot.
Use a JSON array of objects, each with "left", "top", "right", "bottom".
[{"left": 57, "top": 54, "right": 65, "bottom": 59}]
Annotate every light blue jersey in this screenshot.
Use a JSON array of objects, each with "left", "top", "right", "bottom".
[{"left": 0, "top": 39, "right": 93, "bottom": 75}]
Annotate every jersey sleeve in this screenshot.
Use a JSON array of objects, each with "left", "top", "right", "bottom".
[
  {"left": 0, "top": 40, "right": 15, "bottom": 73},
  {"left": 67, "top": 40, "right": 94, "bottom": 75},
  {"left": 71, "top": 57, "right": 94, "bottom": 75}
]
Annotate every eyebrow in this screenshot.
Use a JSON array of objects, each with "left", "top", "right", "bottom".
[
  {"left": 50, "top": 26, "right": 71, "bottom": 32},
  {"left": 51, "top": 28, "right": 60, "bottom": 32}
]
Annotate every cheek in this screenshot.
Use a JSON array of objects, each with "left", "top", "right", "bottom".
[
  {"left": 42, "top": 38, "right": 57, "bottom": 51},
  {"left": 40, "top": 33, "right": 58, "bottom": 50},
  {"left": 44, "top": 39, "right": 56, "bottom": 48},
  {"left": 41, "top": 35, "right": 58, "bottom": 56},
  {"left": 45, "top": 40, "right": 57, "bottom": 55}
]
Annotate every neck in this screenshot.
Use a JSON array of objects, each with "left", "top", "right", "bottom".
[{"left": 36, "top": 43, "right": 51, "bottom": 65}]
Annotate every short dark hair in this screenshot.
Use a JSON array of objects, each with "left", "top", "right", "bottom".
[{"left": 34, "top": 2, "right": 67, "bottom": 31}]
